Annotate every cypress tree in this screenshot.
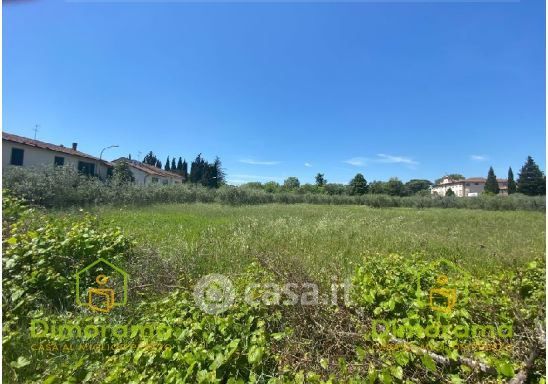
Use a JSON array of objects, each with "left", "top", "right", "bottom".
[
  {"left": 165, "top": 157, "right": 171, "bottom": 171},
  {"left": 177, "top": 157, "right": 183, "bottom": 174},
  {"left": 517, "top": 156, "right": 545, "bottom": 195},
  {"left": 171, "top": 157, "right": 176, "bottom": 171},
  {"left": 182, "top": 160, "right": 188, "bottom": 181},
  {"left": 484, "top": 167, "right": 500, "bottom": 194},
  {"left": 507, "top": 167, "right": 517, "bottom": 194}
]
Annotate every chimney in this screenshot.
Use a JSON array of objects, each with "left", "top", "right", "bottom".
[{"left": 72, "top": 142, "right": 78, "bottom": 151}]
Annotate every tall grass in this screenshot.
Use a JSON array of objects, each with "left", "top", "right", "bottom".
[{"left": 4, "top": 165, "right": 545, "bottom": 211}]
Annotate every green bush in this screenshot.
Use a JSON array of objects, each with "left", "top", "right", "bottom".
[{"left": 3, "top": 166, "right": 546, "bottom": 211}]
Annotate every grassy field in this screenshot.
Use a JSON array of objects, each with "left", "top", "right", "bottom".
[
  {"left": 96, "top": 203, "right": 545, "bottom": 281},
  {"left": 5, "top": 199, "right": 545, "bottom": 383}
]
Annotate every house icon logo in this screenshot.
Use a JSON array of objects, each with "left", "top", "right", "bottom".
[
  {"left": 416, "top": 258, "right": 470, "bottom": 315},
  {"left": 428, "top": 274, "right": 457, "bottom": 314},
  {"left": 75, "top": 258, "right": 128, "bottom": 313}
]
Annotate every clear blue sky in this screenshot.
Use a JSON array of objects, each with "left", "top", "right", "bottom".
[{"left": 3, "top": 0, "right": 545, "bottom": 185}]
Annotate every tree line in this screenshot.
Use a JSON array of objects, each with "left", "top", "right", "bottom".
[
  {"left": 117, "top": 151, "right": 225, "bottom": 188},
  {"left": 241, "top": 156, "right": 546, "bottom": 197}
]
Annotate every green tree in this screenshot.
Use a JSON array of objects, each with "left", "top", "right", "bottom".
[
  {"left": 264, "top": 181, "right": 280, "bottom": 193},
  {"left": 404, "top": 179, "right": 433, "bottom": 195},
  {"left": 507, "top": 167, "right": 517, "bottom": 194},
  {"left": 190, "top": 154, "right": 205, "bottom": 184},
  {"left": 283, "top": 177, "right": 300, "bottom": 190},
  {"left": 368, "top": 181, "right": 386, "bottom": 194},
  {"left": 181, "top": 159, "right": 188, "bottom": 181},
  {"left": 143, "top": 151, "right": 159, "bottom": 166},
  {"left": 155, "top": 160, "right": 162, "bottom": 169},
  {"left": 445, "top": 188, "right": 455, "bottom": 197},
  {"left": 315, "top": 173, "right": 326, "bottom": 187},
  {"left": 484, "top": 167, "right": 500, "bottom": 194},
  {"left": 165, "top": 157, "right": 171, "bottom": 171},
  {"left": 348, "top": 173, "right": 368, "bottom": 195},
  {"left": 112, "top": 161, "right": 135, "bottom": 184},
  {"left": 385, "top": 177, "right": 404, "bottom": 196},
  {"left": 325, "top": 183, "right": 346, "bottom": 195},
  {"left": 171, "top": 157, "right": 176, "bottom": 171},
  {"left": 177, "top": 157, "right": 183, "bottom": 174},
  {"left": 517, "top": 156, "right": 545, "bottom": 196}
]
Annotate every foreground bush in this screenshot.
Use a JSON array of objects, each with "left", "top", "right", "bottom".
[
  {"left": 2, "top": 193, "right": 546, "bottom": 383},
  {"left": 4, "top": 166, "right": 546, "bottom": 211},
  {"left": 2, "top": 193, "right": 284, "bottom": 383}
]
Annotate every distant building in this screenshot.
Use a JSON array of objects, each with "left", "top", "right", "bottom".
[
  {"left": 431, "top": 176, "right": 508, "bottom": 197},
  {"left": 2, "top": 132, "right": 112, "bottom": 179},
  {"left": 112, "top": 158, "right": 183, "bottom": 185}
]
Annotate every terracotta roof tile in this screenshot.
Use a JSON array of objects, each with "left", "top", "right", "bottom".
[{"left": 114, "top": 158, "right": 183, "bottom": 179}]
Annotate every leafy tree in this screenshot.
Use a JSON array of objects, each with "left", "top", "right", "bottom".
[
  {"left": 171, "top": 158, "right": 176, "bottom": 171},
  {"left": 325, "top": 183, "right": 346, "bottom": 196},
  {"left": 242, "top": 182, "right": 263, "bottom": 190},
  {"left": 264, "top": 181, "right": 280, "bottom": 193},
  {"left": 368, "top": 181, "right": 386, "bottom": 194},
  {"left": 315, "top": 173, "right": 326, "bottom": 187},
  {"left": 445, "top": 188, "right": 455, "bottom": 197},
  {"left": 348, "top": 173, "right": 368, "bottom": 195},
  {"left": 165, "top": 157, "right": 171, "bottom": 171},
  {"left": 112, "top": 161, "right": 135, "bottom": 184},
  {"left": 517, "top": 156, "right": 545, "bottom": 196},
  {"left": 484, "top": 167, "right": 500, "bottom": 194},
  {"left": 507, "top": 167, "right": 517, "bottom": 194},
  {"left": 404, "top": 179, "right": 433, "bottom": 195},
  {"left": 177, "top": 157, "right": 183, "bottom": 174},
  {"left": 283, "top": 177, "right": 300, "bottom": 190},
  {"left": 385, "top": 177, "right": 404, "bottom": 196}
]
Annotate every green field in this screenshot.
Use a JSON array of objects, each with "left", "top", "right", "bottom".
[
  {"left": 5, "top": 200, "right": 546, "bottom": 383},
  {"left": 97, "top": 203, "right": 545, "bottom": 280}
]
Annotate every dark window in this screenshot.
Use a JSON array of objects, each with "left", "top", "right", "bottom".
[
  {"left": 78, "top": 161, "right": 95, "bottom": 176},
  {"left": 162, "top": 179, "right": 168, "bottom": 185},
  {"left": 10, "top": 148, "right": 24, "bottom": 166},
  {"left": 54, "top": 156, "right": 65, "bottom": 166},
  {"left": 151, "top": 177, "right": 159, "bottom": 183}
]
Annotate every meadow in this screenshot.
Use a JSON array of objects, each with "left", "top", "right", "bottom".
[
  {"left": 96, "top": 203, "right": 545, "bottom": 279},
  {"left": 3, "top": 198, "right": 546, "bottom": 383}
]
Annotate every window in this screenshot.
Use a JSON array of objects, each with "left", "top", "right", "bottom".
[
  {"left": 151, "top": 177, "right": 159, "bottom": 183},
  {"left": 77, "top": 161, "right": 95, "bottom": 176},
  {"left": 10, "top": 148, "right": 24, "bottom": 166},
  {"left": 162, "top": 179, "right": 169, "bottom": 185},
  {"left": 54, "top": 156, "right": 65, "bottom": 166}
]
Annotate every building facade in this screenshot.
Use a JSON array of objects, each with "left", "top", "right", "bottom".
[
  {"left": 431, "top": 176, "right": 508, "bottom": 197},
  {"left": 2, "top": 132, "right": 112, "bottom": 179},
  {"left": 113, "top": 158, "right": 184, "bottom": 185}
]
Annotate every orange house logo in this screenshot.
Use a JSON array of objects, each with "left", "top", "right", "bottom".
[{"left": 75, "top": 258, "right": 128, "bottom": 313}]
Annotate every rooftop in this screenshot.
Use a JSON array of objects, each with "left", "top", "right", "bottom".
[{"left": 3, "top": 132, "right": 113, "bottom": 166}]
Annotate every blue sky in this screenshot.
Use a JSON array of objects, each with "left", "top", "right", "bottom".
[{"left": 3, "top": 0, "right": 545, "bottom": 185}]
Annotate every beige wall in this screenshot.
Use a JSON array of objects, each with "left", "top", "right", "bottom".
[
  {"left": 125, "top": 164, "right": 182, "bottom": 185},
  {"left": 2, "top": 140, "right": 111, "bottom": 179},
  {"left": 431, "top": 182, "right": 465, "bottom": 197}
]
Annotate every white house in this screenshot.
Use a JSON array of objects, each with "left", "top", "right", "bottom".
[
  {"left": 2, "top": 132, "right": 113, "bottom": 179},
  {"left": 112, "top": 158, "right": 184, "bottom": 185},
  {"left": 431, "top": 176, "right": 508, "bottom": 197}
]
